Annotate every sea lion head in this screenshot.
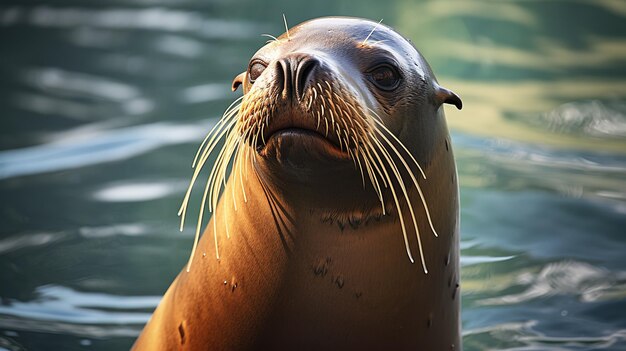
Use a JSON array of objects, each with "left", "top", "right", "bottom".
[
  {"left": 181, "top": 17, "right": 462, "bottom": 272},
  {"left": 231, "top": 17, "right": 461, "bottom": 179}
]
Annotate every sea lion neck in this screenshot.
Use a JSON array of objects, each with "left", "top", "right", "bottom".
[{"left": 250, "top": 150, "right": 385, "bottom": 214}]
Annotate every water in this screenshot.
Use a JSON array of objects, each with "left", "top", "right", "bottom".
[{"left": 0, "top": 1, "right": 625, "bottom": 350}]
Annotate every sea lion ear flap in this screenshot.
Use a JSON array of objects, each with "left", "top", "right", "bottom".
[
  {"left": 434, "top": 83, "right": 463, "bottom": 110},
  {"left": 232, "top": 72, "right": 246, "bottom": 92}
]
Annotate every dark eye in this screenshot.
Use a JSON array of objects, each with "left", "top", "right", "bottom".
[
  {"left": 248, "top": 61, "right": 267, "bottom": 83},
  {"left": 368, "top": 65, "right": 401, "bottom": 91}
]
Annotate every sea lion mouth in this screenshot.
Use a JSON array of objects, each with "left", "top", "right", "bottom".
[
  {"left": 260, "top": 127, "right": 351, "bottom": 160},
  {"left": 256, "top": 105, "right": 351, "bottom": 159},
  {"left": 237, "top": 74, "right": 372, "bottom": 162}
]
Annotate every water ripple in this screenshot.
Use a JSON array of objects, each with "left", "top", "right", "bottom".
[
  {"left": 461, "top": 255, "right": 515, "bottom": 267},
  {"left": 0, "top": 285, "right": 159, "bottom": 325},
  {"left": 477, "top": 261, "right": 626, "bottom": 306},
  {"left": 455, "top": 132, "right": 626, "bottom": 212},
  {"left": 1, "top": 6, "right": 264, "bottom": 39},
  {"left": 464, "top": 320, "right": 626, "bottom": 351},
  {"left": 0, "top": 120, "right": 212, "bottom": 180},
  {"left": 92, "top": 180, "right": 186, "bottom": 202},
  {"left": 510, "top": 100, "right": 626, "bottom": 139},
  {"left": 0, "top": 232, "right": 68, "bottom": 254}
]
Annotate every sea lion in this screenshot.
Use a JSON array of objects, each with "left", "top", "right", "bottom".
[{"left": 133, "top": 16, "right": 462, "bottom": 350}]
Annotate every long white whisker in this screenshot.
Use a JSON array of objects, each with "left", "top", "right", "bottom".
[
  {"left": 192, "top": 97, "right": 243, "bottom": 168},
  {"left": 368, "top": 107, "right": 426, "bottom": 179},
  {"left": 368, "top": 138, "right": 414, "bottom": 264},
  {"left": 261, "top": 33, "right": 279, "bottom": 42},
  {"left": 178, "top": 107, "right": 240, "bottom": 230},
  {"left": 362, "top": 18, "right": 384, "bottom": 45},
  {"left": 368, "top": 110, "right": 438, "bottom": 237},
  {"left": 371, "top": 134, "right": 428, "bottom": 273}
]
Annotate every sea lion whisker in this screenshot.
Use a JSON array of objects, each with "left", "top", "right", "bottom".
[
  {"left": 191, "top": 114, "right": 235, "bottom": 168},
  {"left": 185, "top": 113, "right": 238, "bottom": 208},
  {"left": 352, "top": 141, "right": 366, "bottom": 188},
  {"left": 245, "top": 141, "right": 252, "bottom": 180},
  {"left": 362, "top": 18, "right": 384, "bottom": 45},
  {"left": 336, "top": 129, "right": 343, "bottom": 151},
  {"left": 324, "top": 117, "right": 329, "bottom": 137},
  {"left": 231, "top": 143, "right": 247, "bottom": 212},
  {"left": 186, "top": 158, "right": 216, "bottom": 272},
  {"left": 360, "top": 148, "right": 386, "bottom": 213},
  {"left": 224, "top": 202, "right": 230, "bottom": 239},
  {"left": 178, "top": 115, "right": 239, "bottom": 228},
  {"left": 282, "top": 14, "right": 290, "bottom": 41},
  {"left": 260, "top": 33, "right": 279, "bottom": 42},
  {"left": 347, "top": 148, "right": 358, "bottom": 170},
  {"left": 340, "top": 115, "right": 350, "bottom": 131},
  {"left": 373, "top": 126, "right": 438, "bottom": 237},
  {"left": 363, "top": 142, "right": 388, "bottom": 188},
  {"left": 193, "top": 111, "right": 239, "bottom": 173},
  {"left": 236, "top": 146, "right": 248, "bottom": 203},
  {"left": 371, "top": 135, "right": 428, "bottom": 273},
  {"left": 207, "top": 128, "right": 240, "bottom": 213},
  {"left": 368, "top": 140, "right": 415, "bottom": 264},
  {"left": 367, "top": 137, "right": 396, "bottom": 194},
  {"left": 242, "top": 127, "right": 254, "bottom": 180},
  {"left": 208, "top": 134, "right": 239, "bottom": 245},
  {"left": 231, "top": 157, "right": 238, "bottom": 212},
  {"left": 192, "top": 98, "right": 243, "bottom": 168},
  {"left": 216, "top": 131, "right": 240, "bottom": 198},
  {"left": 367, "top": 107, "right": 426, "bottom": 179},
  {"left": 316, "top": 111, "right": 321, "bottom": 130}
]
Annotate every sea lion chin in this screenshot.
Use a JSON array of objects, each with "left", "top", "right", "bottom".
[{"left": 133, "top": 16, "right": 463, "bottom": 351}]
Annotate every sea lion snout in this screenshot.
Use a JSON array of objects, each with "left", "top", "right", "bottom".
[
  {"left": 274, "top": 53, "right": 321, "bottom": 101},
  {"left": 239, "top": 51, "right": 366, "bottom": 166}
]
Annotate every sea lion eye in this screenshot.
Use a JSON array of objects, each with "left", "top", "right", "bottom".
[
  {"left": 368, "top": 64, "right": 401, "bottom": 91},
  {"left": 248, "top": 61, "right": 267, "bottom": 83}
]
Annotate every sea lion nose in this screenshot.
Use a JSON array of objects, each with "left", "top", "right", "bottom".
[{"left": 276, "top": 54, "right": 320, "bottom": 102}]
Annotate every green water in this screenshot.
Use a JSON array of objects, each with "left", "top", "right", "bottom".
[{"left": 1, "top": 1, "right": 625, "bottom": 350}]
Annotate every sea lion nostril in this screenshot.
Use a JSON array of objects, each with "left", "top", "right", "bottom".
[
  {"left": 276, "top": 59, "right": 290, "bottom": 99},
  {"left": 276, "top": 55, "right": 319, "bottom": 101},
  {"left": 295, "top": 57, "right": 319, "bottom": 100}
]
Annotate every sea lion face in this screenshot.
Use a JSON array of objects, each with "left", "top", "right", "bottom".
[{"left": 232, "top": 17, "right": 461, "bottom": 180}]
